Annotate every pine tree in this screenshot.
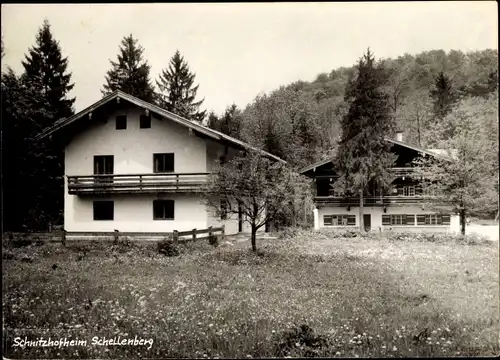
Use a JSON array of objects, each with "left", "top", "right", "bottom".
[
  {"left": 430, "top": 71, "right": 457, "bottom": 120},
  {"left": 21, "top": 19, "right": 75, "bottom": 122},
  {"left": 207, "top": 104, "right": 243, "bottom": 139},
  {"left": 336, "top": 49, "right": 397, "bottom": 232},
  {"left": 102, "top": 34, "right": 155, "bottom": 102},
  {"left": 156, "top": 50, "right": 206, "bottom": 122}
]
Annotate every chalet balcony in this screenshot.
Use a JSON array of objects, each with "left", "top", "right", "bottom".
[
  {"left": 67, "top": 173, "right": 210, "bottom": 195},
  {"left": 314, "top": 195, "right": 428, "bottom": 206}
]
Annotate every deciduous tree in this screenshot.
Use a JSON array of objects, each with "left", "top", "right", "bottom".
[{"left": 204, "top": 152, "right": 310, "bottom": 251}]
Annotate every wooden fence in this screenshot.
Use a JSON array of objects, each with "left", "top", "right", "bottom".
[{"left": 3, "top": 225, "right": 225, "bottom": 246}]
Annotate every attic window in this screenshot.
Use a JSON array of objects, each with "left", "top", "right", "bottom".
[
  {"left": 116, "top": 115, "right": 127, "bottom": 130},
  {"left": 140, "top": 114, "right": 151, "bottom": 129}
]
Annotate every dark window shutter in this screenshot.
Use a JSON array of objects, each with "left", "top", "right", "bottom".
[
  {"left": 140, "top": 114, "right": 151, "bottom": 129},
  {"left": 397, "top": 187, "right": 404, "bottom": 196},
  {"left": 324, "top": 215, "right": 332, "bottom": 226},
  {"left": 406, "top": 215, "right": 415, "bottom": 225},
  {"left": 347, "top": 215, "right": 356, "bottom": 225},
  {"left": 116, "top": 115, "right": 127, "bottom": 130},
  {"left": 93, "top": 201, "right": 114, "bottom": 220},
  {"left": 382, "top": 215, "right": 391, "bottom": 225},
  {"left": 417, "top": 215, "right": 426, "bottom": 225},
  {"left": 165, "top": 200, "right": 174, "bottom": 219},
  {"left": 437, "top": 214, "right": 442, "bottom": 225},
  {"left": 442, "top": 214, "right": 451, "bottom": 225}
]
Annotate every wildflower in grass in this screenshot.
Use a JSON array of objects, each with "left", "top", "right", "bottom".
[{"left": 392, "top": 346, "right": 397, "bottom": 351}]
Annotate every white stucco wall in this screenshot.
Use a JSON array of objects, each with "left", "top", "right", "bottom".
[
  {"left": 64, "top": 105, "right": 214, "bottom": 233},
  {"left": 65, "top": 193, "right": 208, "bottom": 232},
  {"left": 316, "top": 205, "right": 458, "bottom": 233}
]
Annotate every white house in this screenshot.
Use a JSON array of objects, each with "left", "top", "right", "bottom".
[
  {"left": 35, "top": 90, "right": 282, "bottom": 235},
  {"left": 300, "top": 133, "right": 460, "bottom": 233}
]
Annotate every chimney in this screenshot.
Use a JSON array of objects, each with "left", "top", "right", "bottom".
[{"left": 395, "top": 130, "right": 403, "bottom": 142}]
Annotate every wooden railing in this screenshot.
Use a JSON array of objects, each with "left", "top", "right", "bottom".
[
  {"left": 173, "top": 226, "right": 225, "bottom": 243},
  {"left": 67, "top": 173, "right": 210, "bottom": 195},
  {"left": 4, "top": 226, "right": 225, "bottom": 246}
]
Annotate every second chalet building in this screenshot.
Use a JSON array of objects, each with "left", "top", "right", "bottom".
[
  {"left": 36, "top": 90, "right": 281, "bottom": 235},
  {"left": 300, "top": 133, "right": 460, "bottom": 233}
]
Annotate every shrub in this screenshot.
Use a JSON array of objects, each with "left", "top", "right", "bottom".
[
  {"left": 3, "top": 250, "right": 15, "bottom": 260},
  {"left": 157, "top": 239, "right": 180, "bottom": 257},
  {"left": 275, "top": 324, "right": 329, "bottom": 357},
  {"left": 208, "top": 234, "right": 219, "bottom": 247}
]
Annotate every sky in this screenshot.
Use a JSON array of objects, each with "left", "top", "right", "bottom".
[{"left": 1, "top": 2, "right": 498, "bottom": 115}]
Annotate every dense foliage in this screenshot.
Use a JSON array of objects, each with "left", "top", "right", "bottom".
[
  {"left": 3, "top": 20, "right": 73, "bottom": 231},
  {"left": 209, "top": 49, "right": 497, "bottom": 170}
]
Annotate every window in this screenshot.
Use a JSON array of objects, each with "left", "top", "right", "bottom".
[
  {"left": 153, "top": 200, "right": 174, "bottom": 220},
  {"left": 220, "top": 200, "right": 228, "bottom": 220},
  {"left": 425, "top": 214, "right": 441, "bottom": 225},
  {"left": 391, "top": 214, "right": 404, "bottom": 225},
  {"left": 116, "top": 115, "right": 127, "bottom": 130},
  {"left": 323, "top": 215, "right": 355, "bottom": 226},
  {"left": 140, "top": 114, "right": 151, "bottom": 129},
  {"left": 94, "top": 156, "right": 114, "bottom": 174},
  {"left": 153, "top": 153, "right": 174, "bottom": 173},
  {"left": 414, "top": 214, "right": 449, "bottom": 226},
  {"left": 403, "top": 186, "right": 415, "bottom": 196},
  {"left": 382, "top": 214, "right": 416, "bottom": 226},
  {"left": 93, "top": 201, "right": 114, "bottom": 220}
]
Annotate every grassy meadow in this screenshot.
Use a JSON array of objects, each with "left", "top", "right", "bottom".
[{"left": 2, "top": 230, "right": 499, "bottom": 358}]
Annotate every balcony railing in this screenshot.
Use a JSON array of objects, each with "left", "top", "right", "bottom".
[
  {"left": 314, "top": 196, "right": 428, "bottom": 206},
  {"left": 67, "top": 173, "right": 210, "bottom": 195}
]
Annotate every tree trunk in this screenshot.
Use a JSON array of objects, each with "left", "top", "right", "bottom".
[
  {"left": 459, "top": 209, "right": 466, "bottom": 236},
  {"left": 359, "top": 189, "right": 364, "bottom": 233},
  {"left": 251, "top": 222, "right": 257, "bottom": 252}
]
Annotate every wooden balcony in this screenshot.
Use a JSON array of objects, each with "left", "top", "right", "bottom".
[
  {"left": 67, "top": 173, "right": 210, "bottom": 195},
  {"left": 314, "top": 196, "right": 427, "bottom": 206}
]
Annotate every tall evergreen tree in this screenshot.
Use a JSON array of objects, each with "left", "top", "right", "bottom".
[
  {"left": 21, "top": 19, "right": 75, "bottom": 122},
  {"left": 156, "top": 50, "right": 206, "bottom": 122},
  {"left": 430, "top": 71, "right": 457, "bottom": 120},
  {"left": 2, "top": 68, "right": 59, "bottom": 231},
  {"left": 102, "top": 34, "right": 155, "bottom": 102},
  {"left": 207, "top": 104, "right": 243, "bottom": 139},
  {"left": 335, "top": 49, "right": 397, "bottom": 232}
]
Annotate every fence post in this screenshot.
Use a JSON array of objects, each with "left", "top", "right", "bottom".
[
  {"left": 61, "top": 230, "right": 67, "bottom": 247},
  {"left": 192, "top": 228, "right": 197, "bottom": 241},
  {"left": 114, "top": 229, "right": 119, "bottom": 244},
  {"left": 173, "top": 230, "right": 179, "bottom": 244},
  {"left": 221, "top": 224, "right": 225, "bottom": 240},
  {"left": 208, "top": 226, "right": 212, "bottom": 243}
]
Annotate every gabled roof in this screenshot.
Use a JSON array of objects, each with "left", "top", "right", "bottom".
[
  {"left": 35, "top": 90, "right": 285, "bottom": 163},
  {"left": 299, "top": 137, "right": 453, "bottom": 174}
]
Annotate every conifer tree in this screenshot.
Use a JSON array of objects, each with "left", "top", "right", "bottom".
[
  {"left": 156, "top": 50, "right": 206, "bottom": 122},
  {"left": 430, "top": 71, "right": 457, "bottom": 120},
  {"left": 21, "top": 19, "right": 75, "bottom": 122},
  {"left": 102, "top": 34, "right": 155, "bottom": 102},
  {"left": 336, "top": 49, "right": 397, "bottom": 232}
]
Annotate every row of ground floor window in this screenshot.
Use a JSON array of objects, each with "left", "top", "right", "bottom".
[
  {"left": 324, "top": 213, "right": 451, "bottom": 226},
  {"left": 313, "top": 205, "right": 458, "bottom": 232}
]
